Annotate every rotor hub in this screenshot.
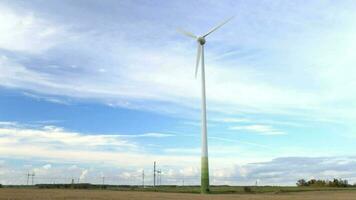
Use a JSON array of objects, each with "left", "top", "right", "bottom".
[{"left": 197, "top": 37, "right": 206, "bottom": 45}]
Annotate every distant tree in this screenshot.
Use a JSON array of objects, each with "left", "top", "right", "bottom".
[
  {"left": 307, "top": 179, "right": 317, "bottom": 186},
  {"left": 331, "top": 178, "right": 348, "bottom": 187},
  {"left": 296, "top": 179, "right": 307, "bottom": 187},
  {"left": 297, "top": 178, "right": 350, "bottom": 187},
  {"left": 337, "top": 179, "right": 348, "bottom": 187}
]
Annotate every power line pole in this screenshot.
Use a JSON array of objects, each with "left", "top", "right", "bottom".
[
  {"left": 142, "top": 170, "right": 145, "bottom": 188},
  {"left": 157, "top": 169, "right": 161, "bottom": 186},
  {"left": 31, "top": 172, "right": 35, "bottom": 185},
  {"left": 160, "top": 170, "right": 162, "bottom": 185},
  {"left": 26, "top": 172, "right": 30, "bottom": 185},
  {"left": 153, "top": 161, "right": 156, "bottom": 187}
]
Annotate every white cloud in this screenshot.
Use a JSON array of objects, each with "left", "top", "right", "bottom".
[
  {"left": 0, "top": 121, "right": 17, "bottom": 127},
  {"left": 42, "top": 164, "right": 52, "bottom": 170},
  {"left": 164, "top": 148, "right": 200, "bottom": 154},
  {"left": 208, "top": 136, "right": 271, "bottom": 149},
  {"left": 0, "top": 122, "right": 198, "bottom": 167},
  {"left": 0, "top": 122, "right": 279, "bottom": 174},
  {"left": 117, "top": 132, "right": 175, "bottom": 138},
  {"left": 230, "top": 124, "right": 285, "bottom": 135},
  {"left": 22, "top": 92, "right": 71, "bottom": 105},
  {"left": 211, "top": 118, "right": 250, "bottom": 123},
  {"left": 0, "top": 125, "right": 136, "bottom": 148},
  {"left": 0, "top": 4, "right": 68, "bottom": 54},
  {"left": 0, "top": 55, "right": 49, "bottom": 88}
]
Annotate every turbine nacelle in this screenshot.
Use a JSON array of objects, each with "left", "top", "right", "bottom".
[{"left": 197, "top": 37, "right": 206, "bottom": 45}]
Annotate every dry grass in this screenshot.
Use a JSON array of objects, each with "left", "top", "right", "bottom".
[{"left": 1, "top": 188, "right": 356, "bottom": 200}]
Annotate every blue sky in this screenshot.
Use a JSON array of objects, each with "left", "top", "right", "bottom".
[{"left": 1, "top": 0, "right": 356, "bottom": 185}]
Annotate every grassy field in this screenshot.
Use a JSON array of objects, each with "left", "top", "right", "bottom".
[{"left": 2, "top": 188, "right": 356, "bottom": 200}]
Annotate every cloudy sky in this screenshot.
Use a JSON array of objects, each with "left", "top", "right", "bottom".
[{"left": 1, "top": 0, "right": 356, "bottom": 186}]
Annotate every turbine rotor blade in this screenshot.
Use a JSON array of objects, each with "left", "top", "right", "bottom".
[
  {"left": 202, "top": 16, "right": 234, "bottom": 38},
  {"left": 177, "top": 28, "right": 197, "bottom": 39},
  {"left": 195, "top": 44, "right": 202, "bottom": 78}
]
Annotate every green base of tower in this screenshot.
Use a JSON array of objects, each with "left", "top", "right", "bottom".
[{"left": 201, "top": 156, "right": 210, "bottom": 194}]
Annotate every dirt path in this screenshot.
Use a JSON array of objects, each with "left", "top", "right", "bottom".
[{"left": 1, "top": 188, "right": 356, "bottom": 200}]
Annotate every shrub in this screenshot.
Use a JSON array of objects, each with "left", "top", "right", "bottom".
[
  {"left": 297, "top": 179, "right": 307, "bottom": 186},
  {"left": 296, "top": 178, "right": 350, "bottom": 187},
  {"left": 243, "top": 186, "right": 252, "bottom": 193}
]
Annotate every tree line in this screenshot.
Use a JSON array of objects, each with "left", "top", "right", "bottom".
[{"left": 297, "top": 178, "right": 350, "bottom": 187}]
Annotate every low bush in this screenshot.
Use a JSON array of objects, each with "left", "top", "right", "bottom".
[
  {"left": 243, "top": 186, "right": 253, "bottom": 193},
  {"left": 297, "top": 178, "right": 349, "bottom": 187}
]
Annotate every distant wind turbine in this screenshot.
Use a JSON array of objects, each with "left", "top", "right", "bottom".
[{"left": 178, "top": 17, "right": 233, "bottom": 194}]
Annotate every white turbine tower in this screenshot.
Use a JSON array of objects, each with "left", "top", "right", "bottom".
[{"left": 178, "top": 17, "right": 233, "bottom": 193}]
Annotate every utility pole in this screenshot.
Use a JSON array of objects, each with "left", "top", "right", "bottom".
[
  {"left": 31, "top": 172, "right": 35, "bottom": 185},
  {"left": 153, "top": 161, "right": 156, "bottom": 187},
  {"left": 160, "top": 170, "right": 162, "bottom": 185},
  {"left": 26, "top": 172, "right": 30, "bottom": 185},
  {"left": 102, "top": 176, "right": 105, "bottom": 185},
  {"left": 142, "top": 170, "right": 145, "bottom": 188},
  {"left": 157, "top": 169, "right": 161, "bottom": 186}
]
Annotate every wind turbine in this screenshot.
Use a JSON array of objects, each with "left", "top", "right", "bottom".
[{"left": 178, "top": 17, "right": 233, "bottom": 194}]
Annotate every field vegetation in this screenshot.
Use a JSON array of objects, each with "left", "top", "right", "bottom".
[{"left": 297, "top": 178, "right": 350, "bottom": 187}]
